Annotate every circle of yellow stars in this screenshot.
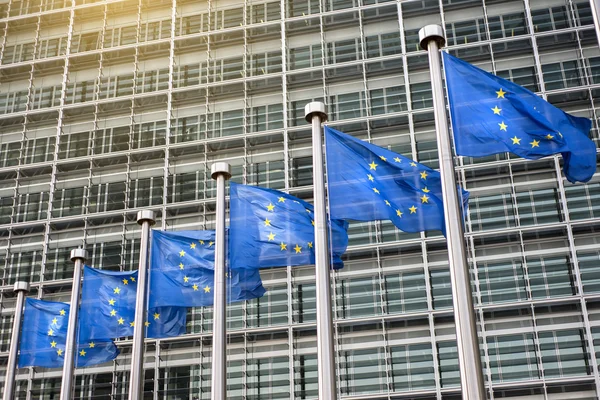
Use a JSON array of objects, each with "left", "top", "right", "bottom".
[
  {"left": 177, "top": 239, "right": 216, "bottom": 294},
  {"left": 262, "top": 195, "right": 315, "bottom": 255}
]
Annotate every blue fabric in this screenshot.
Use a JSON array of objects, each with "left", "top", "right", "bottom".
[
  {"left": 229, "top": 182, "right": 349, "bottom": 270},
  {"left": 443, "top": 52, "right": 596, "bottom": 183},
  {"left": 79, "top": 267, "right": 186, "bottom": 340},
  {"left": 18, "top": 298, "right": 119, "bottom": 368},
  {"left": 324, "top": 126, "right": 469, "bottom": 236},
  {"left": 149, "top": 230, "right": 266, "bottom": 308}
]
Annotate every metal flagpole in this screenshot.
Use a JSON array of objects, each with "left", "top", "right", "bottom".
[
  {"left": 210, "top": 162, "right": 231, "bottom": 400},
  {"left": 129, "top": 210, "right": 156, "bottom": 400},
  {"left": 60, "top": 248, "right": 87, "bottom": 400},
  {"left": 305, "top": 102, "right": 337, "bottom": 400},
  {"left": 419, "top": 25, "right": 487, "bottom": 400},
  {"left": 589, "top": 0, "right": 600, "bottom": 48},
  {"left": 3, "top": 281, "right": 30, "bottom": 400}
]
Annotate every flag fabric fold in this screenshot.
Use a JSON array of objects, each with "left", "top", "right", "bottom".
[
  {"left": 149, "top": 230, "right": 266, "bottom": 308},
  {"left": 18, "top": 298, "right": 118, "bottom": 368},
  {"left": 229, "top": 182, "right": 349, "bottom": 270},
  {"left": 443, "top": 52, "right": 597, "bottom": 184},
  {"left": 324, "top": 126, "right": 469, "bottom": 236},
  {"left": 79, "top": 266, "right": 186, "bottom": 340}
]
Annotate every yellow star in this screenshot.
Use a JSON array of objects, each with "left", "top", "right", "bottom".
[
  {"left": 278, "top": 197, "right": 285, "bottom": 203},
  {"left": 557, "top": 131, "right": 563, "bottom": 138},
  {"left": 193, "top": 284, "right": 199, "bottom": 291},
  {"left": 118, "top": 317, "right": 124, "bottom": 325},
  {"left": 280, "top": 242, "right": 287, "bottom": 251},
  {"left": 183, "top": 276, "right": 189, "bottom": 283},
  {"left": 204, "top": 285, "right": 211, "bottom": 293},
  {"left": 384, "top": 200, "right": 391, "bottom": 207},
  {"left": 52, "top": 317, "right": 58, "bottom": 325},
  {"left": 420, "top": 171, "right": 428, "bottom": 179},
  {"left": 59, "top": 309, "right": 66, "bottom": 316},
  {"left": 199, "top": 240, "right": 205, "bottom": 245},
  {"left": 511, "top": 136, "right": 521, "bottom": 145},
  {"left": 153, "top": 313, "right": 160, "bottom": 320},
  {"left": 268, "top": 232, "right": 276, "bottom": 241},
  {"left": 498, "top": 121, "right": 508, "bottom": 131},
  {"left": 294, "top": 244, "right": 302, "bottom": 254},
  {"left": 122, "top": 279, "right": 128, "bottom": 285},
  {"left": 369, "top": 161, "right": 378, "bottom": 170},
  {"left": 267, "top": 203, "right": 275, "bottom": 212},
  {"left": 409, "top": 205, "right": 417, "bottom": 214},
  {"left": 496, "top": 88, "right": 506, "bottom": 98},
  {"left": 145, "top": 321, "right": 151, "bottom": 327},
  {"left": 264, "top": 218, "right": 271, "bottom": 226},
  {"left": 372, "top": 187, "right": 380, "bottom": 194},
  {"left": 422, "top": 187, "right": 430, "bottom": 193},
  {"left": 530, "top": 139, "right": 540, "bottom": 148},
  {"left": 305, "top": 208, "right": 311, "bottom": 213},
  {"left": 130, "top": 277, "right": 135, "bottom": 282},
  {"left": 57, "top": 349, "right": 63, "bottom": 356},
  {"left": 50, "top": 340, "right": 57, "bottom": 348},
  {"left": 48, "top": 329, "right": 54, "bottom": 336},
  {"left": 311, "top": 220, "right": 315, "bottom": 226},
  {"left": 308, "top": 242, "right": 313, "bottom": 248},
  {"left": 79, "top": 349, "right": 86, "bottom": 357},
  {"left": 179, "top": 250, "right": 185, "bottom": 257},
  {"left": 114, "top": 287, "right": 120, "bottom": 294},
  {"left": 410, "top": 162, "right": 417, "bottom": 167},
  {"left": 396, "top": 209, "right": 403, "bottom": 218},
  {"left": 130, "top": 321, "right": 135, "bottom": 327},
  {"left": 108, "top": 299, "right": 116, "bottom": 306},
  {"left": 379, "top": 155, "right": 387, "bottom": 161},
  {"left": 394, "top": 157, "right": 401, "bottom": 163},
  {"left": 421, "top": 194, "right": 429, "bottom": 203},
  {"left": 179, "top": 263, "right": 184, "bottom": 270},
  {"left": 89, "top": 342, "right": 95, "bottom": 348},
  {"left": 367, "top": 174, "right": 374, "bottom": 182},
  {"left": 208, "top": 241, "right": 214, "bottom": 247},
  {"left": 491, "top": 106, "right": 501, "bottom": 115},
  {"left": 110, "top": 309, "right": 117, "bottom": 316},
  {"left": 190, "top": 242, "right": 196, "bottom": 249},
  {"left": 545, "top": 134, "right": 554, "bottom": 139}
]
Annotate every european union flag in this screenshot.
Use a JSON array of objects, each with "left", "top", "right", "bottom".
[
  {"left": 324, "top": 126, "right": 469, "bottom": 235},
  {"left": 149, "top": 230, "right": 266, "bottom": 308},
  {"left": 229, "top": 182, "right": 349, "bottom": 270},
  {"left": 79, "top": 267, "right": 186, "bottom": 340},
  {"left": 18, "top": 298, "right": 118, "bottom": 368},
  {"left": 443, "top": 52, "right": 597, "bottom": 183}
]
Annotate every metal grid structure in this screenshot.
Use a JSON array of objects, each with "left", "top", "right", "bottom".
[{"left": 0, "top": 0, "right": 599, "bottom": 398}]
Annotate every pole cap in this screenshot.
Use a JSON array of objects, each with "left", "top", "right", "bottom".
[
  {"left": 304, "top": 102, "right": 328, "bottom": 123},
  {"left": 70, "top": 248, "right": 87, "bottom": 262},
  {"left": 137, "top": 210, "right": 156, "bottom": 225},
  {"left": 419, "top": 24, "right": 445, "bottom": 50},
  {"left": 14, "top": 281, "right": 29, "bottom": 293},
  {"left": 211, "top": 162, "right": 232, "bottom": 180}
]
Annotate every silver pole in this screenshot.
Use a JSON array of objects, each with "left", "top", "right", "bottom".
[
  {"left": 60, "top": 249, "right": 87, "bottom": 400},
  {"left": 589, "top": 0, "right": 600, "bottom": 49},
  {"left": 128, "top": 210, "right": 156, "bottom": 400},
  {"left": 304, "top": 102, "right": 337, "bottom": 400},
  {"left": 3, "top": 281, "right": 30, "bottom": 400},
  {"left": 419, "top": 25, "right": 487, "bottom": 400},
  {"left": 210, "top": 162, "right": 231, "bottom": 400}
]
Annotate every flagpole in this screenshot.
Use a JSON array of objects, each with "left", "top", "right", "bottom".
[
  {"left": 305, "top": 102, "right": 337, "bottom": 400},
  {"left": 3, "top": 281, "right": 29, "bottom": 400},
  {"left": 129, "top": 210, "right": 156, "bottom": 400},
  {"left": 419, "top": 25, "right": 487, "bottom": 400},
  {"left": 60, "top": 248, "right": 87, "bottom": 400},
  {"left": 210, "top": 162, "right": 231, "bottom": 400}
]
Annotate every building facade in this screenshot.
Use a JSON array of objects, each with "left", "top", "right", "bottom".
[{"left": 0, "top": 0, "right": 599, "bottom": 398}]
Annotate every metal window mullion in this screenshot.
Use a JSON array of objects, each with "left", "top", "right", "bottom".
[
  {"left": 380, "top": 315, "right": 393, "bottom": 393},
  {"left": 242, "top": 0, "right": 249, "bottom": 185},
  {"left": 280, "top": 0, "right": 290, "bottom": 191}
]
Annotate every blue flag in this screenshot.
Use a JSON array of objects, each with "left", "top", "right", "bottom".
[
  {"left": 324, "top": 126, "right": 469, "bottom": 235},
  {"left": 229, "top": 182, "right": 349, "bottom": 269},
  {"left": 149, "top": 230, "right": 266, "bottom": 308},
  {"left": 18, "top": 298, "right": 118, "bottom": 368},
  {"left": 79, "top": 267, "right": 186, "bottom": 340},
  {"left": 443, "top": 52, "right": 597, "bottom": 184}
]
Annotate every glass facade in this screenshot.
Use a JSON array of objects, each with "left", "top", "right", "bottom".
[{"left": 0, "top": 0, "right": 599, "bottom": 398}]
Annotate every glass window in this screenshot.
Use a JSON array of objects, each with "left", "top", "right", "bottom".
[
  {"left": 437, "top": 341, "right": 460, "bottom": 387},
  {"left": 391, "top": 343, "right": 436, "bottom": 391},
  {"left": 384, "top": 270, "right": 428, "bottom": 314},
  {"left": 336, "top": 275, "right": 381, "bottom": 318},
  {"left": 527, "top": 256, "right": 575, "bottom": 299},
  {"left": 339, "top": 347, "right": 387, "bottom": 395},
  {"left": 478, "top": 260, "right": 527, "bottom": 304},
  {"left": 539, "top": 329, "right": 590, "bottom": 378},
  {"left": 487, "top": 333, "right": 539, "bottom": 382}
]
